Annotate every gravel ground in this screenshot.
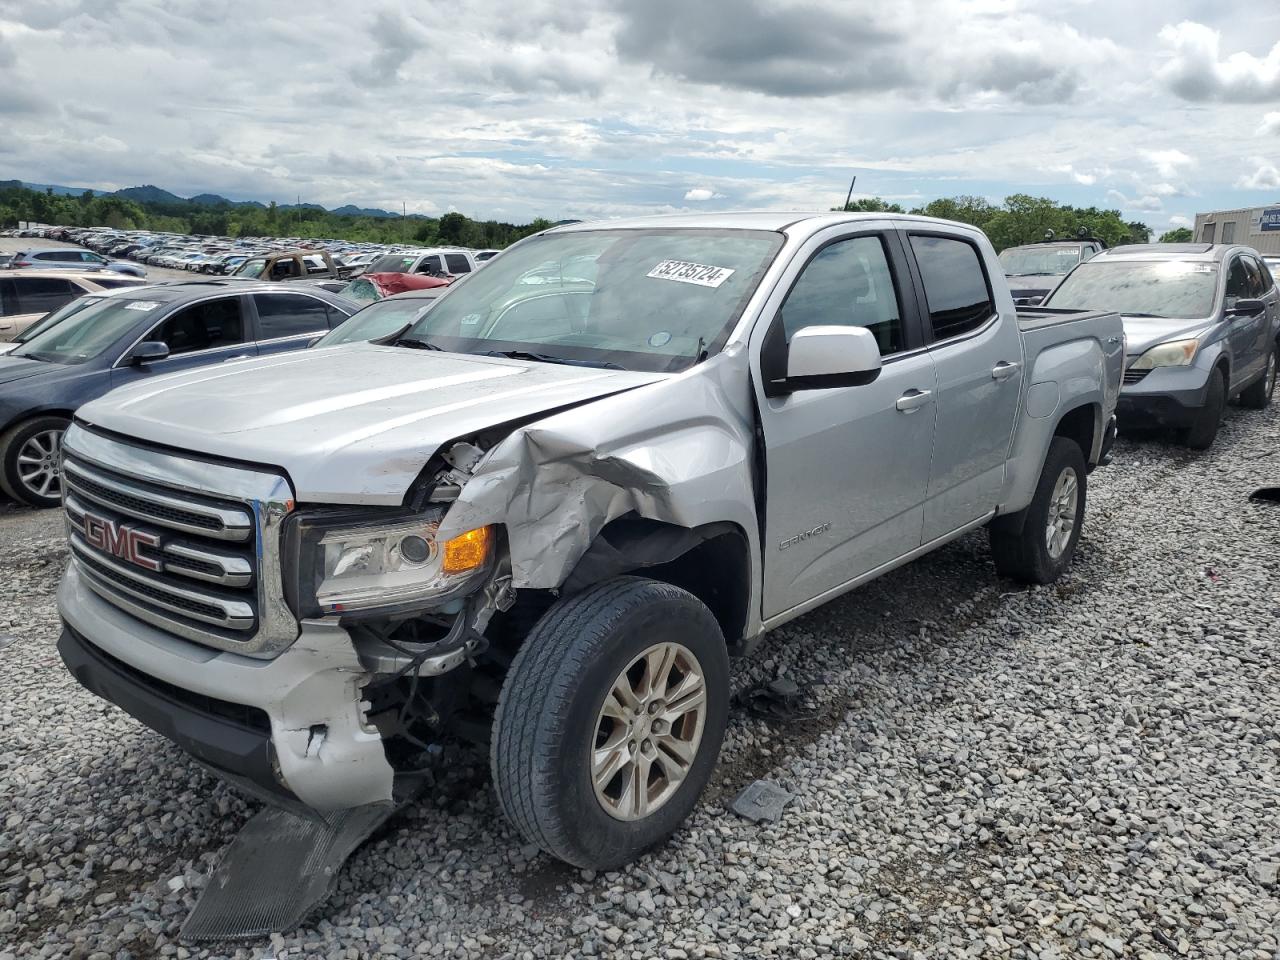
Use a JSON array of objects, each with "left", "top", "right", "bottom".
[
  {"left": 0, "top": 238, "right": 197, "bottom": 283},
  {"left": 1, "top": 404, "right": 1278, "bottom": 960}
]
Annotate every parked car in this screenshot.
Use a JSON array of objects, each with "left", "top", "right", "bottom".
[
  {"left": 315, "top": 287, "right": 449, "bottom": 347},
  {"left": 230, "top": 250, "right": 354, "bottom": 283},
  {"left": 10, "top": 247, "right": 147, "bottom": 278},
  {"left": 999, "top": 236, "right": 1106, "bottom": 305},
  {"left": 1043, "top": 243, "right": 1279, "bottom": 448},
  {"left": 0, "top": 271, "right": 150, "bottom": 343},
  {"left": 1264, "top": 255, "right": 1280, "bottom": 278},
  {"left": 0, "top": 282, "right": 358, "bottom": 507},
  {"left": 55, "top": 212, "right": 1122, "bottom": 875},
  {"left": 364, "top": 247, "right": 481, "bottom": 277},
  {"left": 475, "top": 249, "right": 500, "bottom": 263},
  {"left": 339, "top": 272, "right": 451, "bottom": 303}
]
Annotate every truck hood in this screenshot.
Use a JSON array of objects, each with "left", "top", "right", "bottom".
[
  {"left": 76, "top": 344, "right": 667, "bottom": 504},
  {"left": 1122, "top": 315, "right": 1213, "bottom": 358}
]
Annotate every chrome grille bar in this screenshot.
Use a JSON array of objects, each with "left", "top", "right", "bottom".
[{"left": 63, "top": 456, "right": 253, "bottom": 542}]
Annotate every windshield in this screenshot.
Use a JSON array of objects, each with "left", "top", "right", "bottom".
[
  {"left": 999, "top": 246, "right": 1083, "bottom": 276},
  {"left": 13, "top": 297, "right": 162, "bottom": 364},
  {"left": 369, "top": 254, "right": 418, "bottom": 273},
  {"left": 316, "top": 296, "right": 441, "bottom": 347},
  {"left": 234, "top": 258, "right": 267, "bottom": 278},
  {"left": 1045, "top": 260, "right": 1219, "bottom": 319},
  {"left": 404, "top": 228, "right": 782, "bottom": 371},
  {"left": 15, "top": 296, "right": 105, "bottom": 343}
]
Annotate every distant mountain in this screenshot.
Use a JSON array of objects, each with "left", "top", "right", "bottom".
[
  {"left": 4, "top": 178, "right": 408, "bottom": 219},
  {"left": 20, "top": 181, "right": 105, "bottom": 197},
  {"left": 115, "top": 184, "right": 187, "bottom": 204},
  {"left": 329, "top": 204, "right": 398, "bottom": 219}
]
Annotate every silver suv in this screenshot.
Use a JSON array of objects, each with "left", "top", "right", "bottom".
[{"left": 1044, "top": 243, "right": 1279, "bottom": 449}]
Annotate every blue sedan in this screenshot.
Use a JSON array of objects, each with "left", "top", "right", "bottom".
[{"left": 0, "top": 281, "right": 357, "bottom": 507}]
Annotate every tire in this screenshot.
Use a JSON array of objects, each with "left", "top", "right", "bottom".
[
  {"left": 1238, "top": 347, "right": 1276, "bottom": 410},
  {"left": 989, "top": 436, "right": 1087, "bottom": 585},
  {"left": 490, "top": 576, "right": 729, "bottom": 869},
  {"left": 1182, "top": 367, "right": 1227, "bottom": 450},
  {"left": 0, "top": 415, "right": 70, "bottom": 509}
]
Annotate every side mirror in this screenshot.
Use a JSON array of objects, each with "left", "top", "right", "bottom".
[
  {"left": 784, "top": 326, "right": 882, "bottom": 391},
  {"left": 1228, "top": 298, "right": 1265, "bottom": 317},
  {"left": 127, "top": 341, "right": 170, "bottom": 365}
]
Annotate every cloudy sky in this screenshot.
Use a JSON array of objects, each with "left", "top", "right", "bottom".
[{"left": 1, "top": 0, "right": 1278, "bottom": 231}]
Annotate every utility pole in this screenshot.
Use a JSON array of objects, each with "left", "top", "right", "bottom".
[
  {"left": 402, "top": 201, "right": 407, "bottom": 243},
  {"left": 843, "top": 175, "right": 857, "bottom": 212}
]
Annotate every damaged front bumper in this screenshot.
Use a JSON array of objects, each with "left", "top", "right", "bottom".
[{"left": 58, "top": 564, "right": 395, "bottom": 811}]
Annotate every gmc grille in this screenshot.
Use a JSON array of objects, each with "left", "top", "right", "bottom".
[{"left": 60, "top": 429, "right": 298, "bottom": 657}]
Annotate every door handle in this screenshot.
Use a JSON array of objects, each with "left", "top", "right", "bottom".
[
  {"left": 991, "top": 361, "right": 1021, "bottom": 380},
  {"left": 895, "top": 389, "right": 933, "bottom": 413},
  {"left": 1106, "top": 335, "right": 1122, "bottom": 345}
]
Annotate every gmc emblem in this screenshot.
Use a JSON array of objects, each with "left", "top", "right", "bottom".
[{"left": 82, "top": 512, "right": 161, "bottom": 572}]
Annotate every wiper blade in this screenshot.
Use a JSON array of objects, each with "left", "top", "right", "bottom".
[
  {"left": 1124, "top": 312, "right": 1169, "bottom": 319},
  {"left": 393, "top": 336, "right": 445, "bottom": 351},
  {"left": 478, "top": 349, "right": 624, "bottom": 370}
]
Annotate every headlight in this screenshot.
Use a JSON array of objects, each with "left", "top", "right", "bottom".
[
  {"left": 1130, "top": 338, "right": 1199, "bottom": 370},
  {"left": 288, "top": 508, "right": 494, "bottom": 617}
]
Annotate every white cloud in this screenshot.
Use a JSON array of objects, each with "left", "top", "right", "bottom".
[
  {"left": 1157, "top": 21, "right": 1280, "bottom": 103},
  {"left": 1237, "top": 162, "right": 1280, "bottom": 191},
  {"left": 683, "top": 187, "right": 725, "bottom": 201},
  {"left": 1168, "top": 215, "right": 1191, "bottom": 228},
  {"left": 1107, "top": 189, "right": 1163, "bottom": 212},
  {"left": 1260, "top": 112, "right": 1280, "bottom": 136},
  {"left": 1144, "top": 149, "right": 1194, "bottom": 179}
]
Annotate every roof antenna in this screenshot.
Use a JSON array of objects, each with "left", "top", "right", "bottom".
[{"left": 842, "top": 175, "right": 857, "bottom": 212}]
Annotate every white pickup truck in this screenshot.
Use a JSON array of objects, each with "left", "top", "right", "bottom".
[{"left": 57, "top": 212, "right": 1123, "bottom": 871}]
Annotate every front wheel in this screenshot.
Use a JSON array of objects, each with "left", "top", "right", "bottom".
[
  {"left": 1182, "top": 367, "right": 1227, "bottom": 450},
  {"left": 490, "top": 577, "right": 729, "bottom": 869},
  {"left": 989, "top": 436, "right": 1087, "bottom": 585},
  {"left": 0, "top": 415, "right": 70, "bottom": 508}
]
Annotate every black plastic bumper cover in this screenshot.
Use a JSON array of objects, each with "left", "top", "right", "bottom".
[
  {"left": 1117, "top": 394, "right": 1198, "bottom": 429},
  {"left": 58, "top": 624, "right": 289, "bottom": 800}
]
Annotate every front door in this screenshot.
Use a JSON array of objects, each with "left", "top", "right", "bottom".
[
  {"left": 753, "top": 229, "right": 937, "bottom": 620},
  {"left": 111, "top": 295, "right": 257, "bottom": 387}
]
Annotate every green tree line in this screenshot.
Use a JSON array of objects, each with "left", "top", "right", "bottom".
[
  {"left": 0, "top": 182, "right": 554, "bottom": 248},
  {"left": 836, "top": 195, "right": 1155, "bottom": 251}
]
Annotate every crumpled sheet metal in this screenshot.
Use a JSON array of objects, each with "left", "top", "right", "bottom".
[{"left": 437, "top": 352, "right": 762, "bottom": 592}]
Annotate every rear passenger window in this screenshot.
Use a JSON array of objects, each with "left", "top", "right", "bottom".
[
  {"left": 0, "top": 279, "right": 14, "bottom": 316},
  {"left": 779, "top": 235, "right": 905, "bottom": 355},
  {"left": 1243, "top": 257, "right": 1268, "bottom": 297},
  {"left": 444, "top": 254, "right": 472, "bottom": 274},
  {"left": 909, "top": 235, "right": 995, "bottom": 340},
  {"left": 150, "top": 298, "right": 247, "bottom": 356},
  {"left": 14, "top": 277, "right": 78, "bottom": 314},
  {"left": 417, "top": 256, "right": 444, "bottom": 275},
  {"left": 253, "top": 294, "right": 333, "bottom": 338}
]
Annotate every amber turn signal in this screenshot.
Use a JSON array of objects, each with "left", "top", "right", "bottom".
[{"left": 442, "top": 526, "right": 493, "bottom": 574}]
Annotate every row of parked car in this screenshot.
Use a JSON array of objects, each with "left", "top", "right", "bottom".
[{"left": 1, "top": 224, "right": 500, "bottom": 280}]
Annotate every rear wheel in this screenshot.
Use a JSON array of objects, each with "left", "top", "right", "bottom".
[
  {"left": 1182, "top": 367, "right": 1227, "bottom": 450},
  {"left": 0, "top": 416, "right": 70, "bottom": 508},
  {"left": 1238, "top": 348, "right": 1276, "bottom": 410},
  {"left": 990, "top": 436, "right": 1087, "bottom": 585},
  {"left": 490, "top": 577, "right": 728, "bottom": 869}
]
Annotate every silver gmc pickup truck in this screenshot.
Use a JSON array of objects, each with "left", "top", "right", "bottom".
[{"left": 57, "top": 212, "right": 1123, "bottom": 870}]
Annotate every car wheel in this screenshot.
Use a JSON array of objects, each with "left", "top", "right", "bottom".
[
  {"left": 989, "top": 436, "right": 1087, "bottom": 585},
  {"left": 491, "top": 577, "right": 729, "bottom": 870},
  {"left": 1182, "top": 366, "right": 1227, "bottom": 450},
  {"left": 0, "top": 415, "right": 70, "bottom": 509},
  {"left": 1238, "top": 348, "right": 1276, "bottom": 410}
]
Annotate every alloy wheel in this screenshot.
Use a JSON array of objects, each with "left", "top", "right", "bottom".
[
  {"left": 1045, "top": 466, "right": 1078, "bottom": 560},
  {"left": 592, "top": 642, "right": 707, "bottom": 821},
  {"left": 16, "top": 429, "right": 64, "bottom": 500}
]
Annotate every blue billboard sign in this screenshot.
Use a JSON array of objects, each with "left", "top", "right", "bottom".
[{"left": 1261, "top": 208, "right": 1280, "bottom": 232}]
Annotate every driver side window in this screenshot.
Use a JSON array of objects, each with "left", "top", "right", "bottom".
[
  {"left": 148, "top": 297, "right": 247, "bottom": 356},
  {"left": 1225, "top": 257, "right": 1251, "bottom": 305},
  {"left": 779, "top": 235, "right": 904, "bottom": 355}
]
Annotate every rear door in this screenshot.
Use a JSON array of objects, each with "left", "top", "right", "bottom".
[
  {"left": 1245, "top": 255, "right": 1279, "bottom": 354},
  {"left": 111, "top": 294, "right": 257, "bottom": 386},
  {"left": 902, "top": 230, "right": 1023, "bottom": 542},
  {"left": 752, "top": 226, "right": 937, "bottom": 620},
  {"left": 249, "top": 291, "right": 343, "bottom": 355}
]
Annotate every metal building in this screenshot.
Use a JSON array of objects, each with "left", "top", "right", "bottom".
[{"left": 1193, "top": 204, "right": 1280, "bottom": 254}]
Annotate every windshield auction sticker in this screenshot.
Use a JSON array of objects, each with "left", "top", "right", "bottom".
[
  {"left": 123, "top": 301, "right": 161, "bottom": 311},
  {"left": 647, "top": 260, "right": 736, "bottom": 288}
]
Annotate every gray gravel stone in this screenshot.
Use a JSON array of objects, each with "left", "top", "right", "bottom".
[{"left": 2, "top": 404, "right": 1280, "bottom": 958}]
